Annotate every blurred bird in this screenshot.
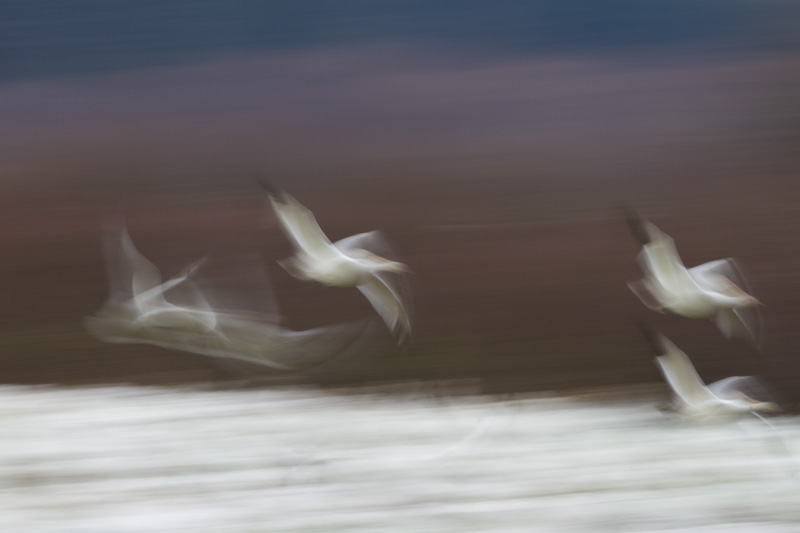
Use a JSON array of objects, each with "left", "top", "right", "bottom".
[
  {"left": 86, "top": 222, "right": 383, "bottom": 371},
  {"left": 263, "top": 182, "right": 413, "bottom": 342},
  {"left": 625, "top": 208, "right": 763, "bottom": 348},
  {"left": 637, "top": 323, "right": 779, "bottom": 422},
  {"left": 113, "top": 223, "right": 219, "bottom": 333}
]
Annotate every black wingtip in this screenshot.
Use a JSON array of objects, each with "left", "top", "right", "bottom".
[
  {"left": 635, "top": 320, "right": 665, "bottom": 357},
  {"left": 623, "top": 205, "right": 651, "bottom": 247},
  {"left": 395, "top": 327, "right": 414, "bottom": 347},
  {"left": 255, "top": 175, "right": 283, "bottom": 198},
  {"left": 100, "top": 213, "right": 131, "bottom": 247},
  {"left": 99, "top": 209, "right": 127, "bottom": 230}
]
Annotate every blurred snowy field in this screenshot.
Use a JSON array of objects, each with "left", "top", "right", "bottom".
[{"left": 1, "top": 384, "right": 799, "bottom": 532}]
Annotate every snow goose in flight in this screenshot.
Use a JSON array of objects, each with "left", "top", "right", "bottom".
[
  {"left": 263, "top": 183, "right": 413, "bottom": 342},
  {"left": 625, "top": 208, "right": 763, "bottom": 347},
  {"left": 111, "top": 223, "right": 218, "bottom": 333},
  {"left": 86, "top": 223, "right": 385, "bottom": 371},
  {"left": 637, "top": 323, "right": 779, "bottom": 422}
]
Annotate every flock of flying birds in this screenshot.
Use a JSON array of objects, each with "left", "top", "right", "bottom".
[
  {"left": 86, "top": 185, "right": 786, "bottom": 427},
  {"left": 86, "top": 184, "right": 415, "bottom": 375},
  {"left": 624, "top": 208, "right": 783, "bottom": 424}
]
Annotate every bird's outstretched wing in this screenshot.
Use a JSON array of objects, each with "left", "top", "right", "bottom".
[
  {"left": 689, "top": 258, "right": 762, "bottom": 348},
  {"left": 268, "top": 191, "right": 338, "bottom": 262},
  {"left": 707, "top": 375, "right": 772, "bottom": 402},
  {"left": 334, "top": 231, "right": 396, "bottom": 259},
  {"left": 336, "top": 231, "right": 414, "bottom": 341},
  {"left": 111, "top": 223, "right": 163, "bottom": 300},
  {"left": 689, "top": 258, "right": 748, "bottom": 293},
  {"left": 654, "top": 335, "right": 718, "bottom": 408},
  {"left": 713, "top": 308, "right": 759, "bottom": 345},
  {"left": 623, "top": 206, "right": 652, "bottom": 247},
  {"left": 627, "top": 279, "right": 668, "bottom": 312},
  {"left": 638, "top": 222, "right": 703, "bottom": 296},
  {"left": 357, "top": 274, "right": 412, "bottom": 342}
]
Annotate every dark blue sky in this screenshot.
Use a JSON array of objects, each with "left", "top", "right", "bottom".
[{"left": 1, "top": 1, "right": 797, "bottom": 82}]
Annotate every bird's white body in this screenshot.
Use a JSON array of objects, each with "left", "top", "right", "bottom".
[
  {"left": 268, "top": 190, "right": 413, "bottom": 341},
  {"left": 650, "top": 333, "right": 778, "bottom": 423},
  {"left": 628, "top": 220, "right": 762, "bottom": 343},
  {"left": 283, "top": 250, "right": 373, "bottom": 287}
]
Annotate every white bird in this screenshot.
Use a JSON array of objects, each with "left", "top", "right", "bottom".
[
  {"left": 625, "top": 208, "right": 763, "bottom": 347},
  {"left": 87, "top": 223, "right": 383, "bottom": 372},
  {"left": 638, "top": 324, "right": 779, "bottom": 422},
  {"left": 264, "top": 184, "right": 413, "bottom": 342},
  {"left": 109, "top": 223, "right": 219, "bottom": 333}
]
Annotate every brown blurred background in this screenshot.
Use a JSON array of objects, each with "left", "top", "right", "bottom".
[{"left": 1, "top": 3, "right": 799, "bottom": 403}]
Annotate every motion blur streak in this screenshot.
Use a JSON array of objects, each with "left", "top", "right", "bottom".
[{"left": 86, "top": 222, "right": 388, "bottom": 372}]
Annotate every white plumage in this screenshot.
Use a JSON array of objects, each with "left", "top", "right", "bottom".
[
  {"left": 86, "top": 224, "right": 381, "bottom": 371},
  {"left": 125, "top": 234, "right": 219, "bottom": 333},
  {"left": 639, "top": 326, "right": 779, "bottom": 422},
  {"left": 266, "top": 187, "right": 413, "bottom": 342},
  {"left": 626, "top": 211, "right": 762, "bottom": 346}
]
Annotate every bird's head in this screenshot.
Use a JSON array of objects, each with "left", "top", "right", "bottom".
[
  {"left": 753, "top": 401, "right": 782, "bottom": 414},
  {"left": 716, "top": 276, "right": 763, "bottom": 307},
  {"left": 739, "top": 392, "right": 781, "bottom": 413}
]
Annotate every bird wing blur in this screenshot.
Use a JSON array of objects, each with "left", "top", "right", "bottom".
[
  {"left": 87, "top": 222, "right": 382, "bottom": 371},
  {"left": 651, "top": 334, "right": 719, "bottom": 410},
  {"left": 108, "top": 224, "right": 218, "bottom": 331},
  {"left": 626, "top": 210, "right": 762, "bottom": 348},
  {"left": 626, "top": 210, "right": 704, "bottom": 314},
  {"left": 688, "top": 258, "right": 762, "bottom": 346},
  {"left": 356, "top": 274, "right": 412, "bottom": 342},
  {"left": 627, "top": 279, "right": 668, "bottom": 313},
  {"left": 266, "top": 188, "right": 413, "bottom": 342},
  {"left": 335, "top": 231, "right": 414, "bottom": 340},
  {"left": 269, "top": 190, "right": 340, "bottom": 263},
  {"left": 334, "top": 230, "right": 397, "bottom": 260},
  {"left": 114, "top": 223, "right": 163, "bottom": 303},
  {"left": 707, "top": 375, "right": 770, "bottom": 402},
  {"left": 634, "top": 222, "right": 709, "bottom": 309}
]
